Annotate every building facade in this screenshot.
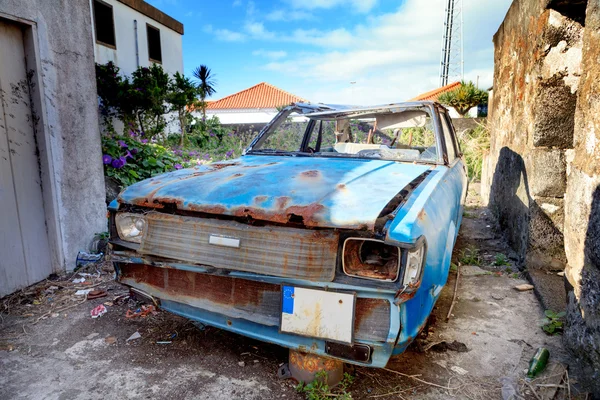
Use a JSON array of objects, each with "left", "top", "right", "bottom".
[{"left": 90, "top": 0, "right": 184, "bottom": 76}]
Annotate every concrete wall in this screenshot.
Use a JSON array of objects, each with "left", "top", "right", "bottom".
[
  {"left": 482, "top": 0, "right": 600, "bottom": 392},
  {"left": 0, "top": 0, "right": 107, "bottom": 273},
  {"left": 91, "top": 0, "right": 183, "bottom": 76}
]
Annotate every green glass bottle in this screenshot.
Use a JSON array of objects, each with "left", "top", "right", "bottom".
[{"left": 527, "top": 347, "right": 549, "bottom": 378}]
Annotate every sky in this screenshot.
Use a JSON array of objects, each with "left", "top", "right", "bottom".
[{"left": 146, "top": 0, "right": 513, "bottom": 105}]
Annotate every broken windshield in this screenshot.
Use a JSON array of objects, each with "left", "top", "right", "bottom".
[{"left": 249, "top": 107, "right": 440, "bottom": 163}]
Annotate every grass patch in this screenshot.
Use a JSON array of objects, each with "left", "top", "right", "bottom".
[
  {"left": 458, "top": 246, "right": 482, "bottom": 266},
  {"left": 296, "top": 371, "right": 354, "bottom": 400},
  {"left": 493, "top": 253, "right": 511, "bottom": 267},
  {"left": 457, "top": 122, "right": 490, "bottom": 182}
]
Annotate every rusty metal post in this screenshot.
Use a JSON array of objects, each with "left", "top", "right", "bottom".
[{"left": 288, "top": 350, "right": 344, "bottom": 386}]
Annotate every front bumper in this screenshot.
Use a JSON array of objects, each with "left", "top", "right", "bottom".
[{"left": 111, "top": 248, "right": 413, "bottom": 367}]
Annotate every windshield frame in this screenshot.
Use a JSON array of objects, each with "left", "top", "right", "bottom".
[{"left": 244, "top": 102, "right": 449, "bottom": 165}]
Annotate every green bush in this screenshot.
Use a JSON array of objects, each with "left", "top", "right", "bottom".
[
  {"left": 102, "top": 135, "right": 190, "bottom": 187},
  {"left": 458, "top": 123, "right": 490, "bottom": 181}
]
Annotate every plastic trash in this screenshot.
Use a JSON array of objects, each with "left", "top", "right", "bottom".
[
  {"left": 76, "top": 251, "right": 103, "bottom": 269},
  {"left": 127, "top": 331, "right": 141, "bottom": 342},
  {"left": 500, "top": 376, "right": 520, "bottom": 400},
  {"left": 90, "top": 304, "right": 107, "bottom": 319}
]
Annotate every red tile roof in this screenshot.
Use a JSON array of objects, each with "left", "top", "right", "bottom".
[
  {"left": 410, "top": 81, "right": 461, "bottom": 102},
  {"left": 206, "top": 82, "right": 307, "bottom": 110}
]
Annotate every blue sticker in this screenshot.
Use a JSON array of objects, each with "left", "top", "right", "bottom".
[{"left": 282, "top": 286, "right": 295, "bottom": 314}]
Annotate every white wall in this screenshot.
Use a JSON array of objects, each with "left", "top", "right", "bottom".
[
  {"left": 204, "top": 109, "right": 280, "bottom": 125},
  {"left": 447, "top": 106, "right": 478, "bottom": 118},
  {"left": 91, "top": 0, "right": 183, "bottom": 76}
]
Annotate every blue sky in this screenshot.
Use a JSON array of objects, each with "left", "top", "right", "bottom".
[{"left": 146, "top": 0, "right": 512, "bottom": 105}]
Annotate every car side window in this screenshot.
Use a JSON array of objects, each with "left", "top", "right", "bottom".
[{"left": 440, "top": 114, "right": 457, "bottom": 162}]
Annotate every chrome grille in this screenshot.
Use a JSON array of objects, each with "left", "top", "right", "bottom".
[{"left": 138, "top": 213, "right": 338, "bottom": 281}]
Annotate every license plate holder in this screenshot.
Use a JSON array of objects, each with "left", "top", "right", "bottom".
[{"left": 280, "top": 285, "right": 355, "bottom": 344}]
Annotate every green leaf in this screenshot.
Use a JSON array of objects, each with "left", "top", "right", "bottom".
[
  {"left": 556, "top": 311, "right": 566, "bottom": 318},
  {"left": 128, "top": 170, "right": 139, "bottom": 178},
  {"left": 545, "top": 310, "right": 556, "bottom": 318}
]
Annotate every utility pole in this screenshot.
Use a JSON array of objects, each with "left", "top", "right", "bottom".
[{"left": 439, "top": 0, "right": 464, "bottom": 87}]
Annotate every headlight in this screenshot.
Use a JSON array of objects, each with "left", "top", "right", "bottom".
[
  {"left": 403, "top": 242, "right": 425, "bottom": 286},
  {"left": 115, "top": 213, "right": 146, "bottom": 243},
  {"left": 342, "top": 238, "right": 400, "bottom": 281}
]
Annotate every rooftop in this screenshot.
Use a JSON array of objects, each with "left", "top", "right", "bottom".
[
  {"left": 118, "top": 0, "right": 183, "bottom": 34},
  {"left": 207, "top": 82, "right": 307, "bottom": 110},
  {"left": 410, "top": 81, "right": 461, "bottom": 102}
]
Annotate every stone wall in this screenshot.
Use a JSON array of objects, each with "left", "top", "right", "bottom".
[
  {"left": 1, "top": 0, "right": 107, "bottom": 271},
  {"left": 482, "top": 0, "right": 600, "bottom": 392},
  {"left": 563, "top": 0, "right": 600, "bottom": 389}
]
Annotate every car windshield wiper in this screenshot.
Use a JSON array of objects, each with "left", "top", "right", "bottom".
[{"left": 248, "top": 149, "right": 295, "bottom": 155}]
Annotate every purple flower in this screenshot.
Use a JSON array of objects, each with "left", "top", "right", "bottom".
[
  {"left": 209, "top": 133, "right": 215, "bottom": 137},
  {"left": 174, "top": 163, "right": 183, "bottom": 170},
  {"left": 131, "top": 148, "right": 139, "bottom": 155},
  {"left": 226, "top": 150, "right": 234, "bottom": 158},
  {"left": 118, "top": 140, "right": 128, "bottom": 148},
  {"left": 141, "top": 139, "right": 148, "bottom": 144},
  {"left": 111, "top": 157, "right": 125, "bottom": 168},
  {"left": 203, "top": 153, "right": 210, "bottom": 160},
  {"left": 129, "top": 130, "right": 137, "bottom": 137},
  {"left": 125, "top": 150, "right": 133, "bottom": 159},
  {"left": 102, "top": 154, "right": 112, "bottom": 164}
]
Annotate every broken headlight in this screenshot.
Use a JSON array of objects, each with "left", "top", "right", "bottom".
[
  {"left": 342, "top": 238, "right": 401, "bottom": 281},
  {"left": 115, "top": 213, "right": 146, "bottom": 243},
  {"left": 402, "top": 241, "right": 426, "bottom": 287}
]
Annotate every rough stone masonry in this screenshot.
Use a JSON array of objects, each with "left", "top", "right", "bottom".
[{"left": 481, "top": 0, "right": 600, "bottom": 393}]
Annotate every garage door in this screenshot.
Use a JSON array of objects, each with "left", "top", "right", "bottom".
[{"left": 0, "top": 19, "right": 53, "bottom": 297}]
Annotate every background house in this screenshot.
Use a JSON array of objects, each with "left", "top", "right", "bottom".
[
  {"left": 410, "top": 81, "right": 479, "bottom": 118},
  {"left": 90, "top": 0, "right": 184, "bottom": 76},
  {"left": 204, "top": 82, "right": 307, "bottom": 126},
  {"left": 0, "top": 1, "right": 106, "bottom": 296}
]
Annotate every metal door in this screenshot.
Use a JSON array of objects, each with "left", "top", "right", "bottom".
[{"left": 0, "top": 19, "right": 52, "bottom": 297}]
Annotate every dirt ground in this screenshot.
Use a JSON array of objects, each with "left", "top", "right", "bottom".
[{"left": 0, "top": 186, "right": 585, "bottom": 399}]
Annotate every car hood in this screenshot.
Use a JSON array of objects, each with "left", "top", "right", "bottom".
[{"left": 118, "top": 155, "right": 433, "bottom": 230}]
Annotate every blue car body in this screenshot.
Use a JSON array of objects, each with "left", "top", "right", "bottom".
[{"left": 108, "top": 101, "right": 468, "bottom": 367}]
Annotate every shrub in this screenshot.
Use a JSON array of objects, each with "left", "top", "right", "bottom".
[
  {"left": 102, "top": 135, "right": 189, "bottom": 187},
  {"left": 458, "top": 123, "right": 490, "bottom": 181}
]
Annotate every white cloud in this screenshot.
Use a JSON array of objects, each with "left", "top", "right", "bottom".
[
  {"left": 286, "top": 0, "right": 378, "bottom": 13},
  {"left": 232, "top": 0, "right": 242, "bottom": 6},
  {"left": 252, "top": 49, "right": 288, "bottom": 59},
  {"left": 260, "top": 0, "right": 511, "bottom": 104},
  {"left": 205, "top": 0, "right": 511, "bottom": 104}
]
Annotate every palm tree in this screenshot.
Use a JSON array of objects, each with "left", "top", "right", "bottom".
[{"left": 192, "top": 65, "right": 217, "bottom": 120}]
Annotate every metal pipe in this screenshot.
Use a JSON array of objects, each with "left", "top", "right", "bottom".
[{"left": 134, "top": 19, "right": 140, "bottom": 68}]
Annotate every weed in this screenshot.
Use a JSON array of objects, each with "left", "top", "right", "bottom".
[
  {"left": 542, "top": 310, "right": 566, "bottom": 335},
  {"left": 505, "top": 267, "right": 513, "bottom": 274},
  {"left": 296, "top": 371, "right": 354, "bottom": 400},
  {"left": 458, "top": 246, "right": 481, "bottom": 266},
  {"left": 450, "top": 263, "right": 458, "bottom": 272},
  {"left": 493, "top": 253, "right": 511, "bottom": 267},
  {"left": 463, "top": 211, "right": 475, "bottom": 218},
  {"left": 510, "top": 273, "right": 520, "bottom": 279}
]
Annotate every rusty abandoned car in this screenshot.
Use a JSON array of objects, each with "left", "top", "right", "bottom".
[{"left": 108, "top": 101, "right": 468, "bottom": 368}]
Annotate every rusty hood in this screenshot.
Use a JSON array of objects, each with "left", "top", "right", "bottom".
[{"left": 117, "top": 155, "right": 432, "bottom": 230}]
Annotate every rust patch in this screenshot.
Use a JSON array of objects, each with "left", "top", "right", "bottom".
[
  {"left": 185, "top": 204, "right": 228, "bottom": 214},
  {"left": 231, "top": 203, "right": 325, "bottom": 226},
  {"left": 353, "top": 298, "right": 391, "bottom": 342},
  {"left": 396, "top": 290, "right": 417, "bottom": 302},
  {"left": 276, "top": 196, "right": 291, "bottom": 210},
  {"left": 211, "top": 162, "right": 240, "bottom": 170},
  {"left": 119, "top": 264, "right": 280, "bottom": 308},
  {"left": 254, "top": 195, "right": 268, "bottom": 204},
  {"left": 299, "top": 170, "right": 321, "bottom": 179},
  {"left": 337, "top": 184, "right": 347, "bottom": 191},
  {"left": 342, "top": 239, "right": 399, "bottom": 281}
]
